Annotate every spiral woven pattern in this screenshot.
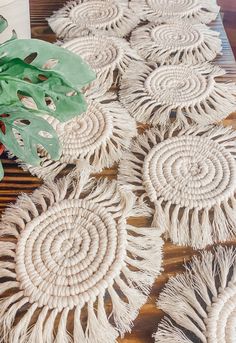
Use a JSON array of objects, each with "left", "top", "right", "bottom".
[
  {"left": 63, "top": 36, "right": 141, "bottom": 97},
  {"left": 24, "top": 97, "right": 136, "bottom": 179},
  {"left": 120, "top": 62, "right": 236, "bottom": 126},
  {"left": 48, "top": 0, "right": 139, "bottom": 38},
  {"left": 130, "top": 21, "right": 222, "bottom": 64},
  {"left": 118, "top": 125, "right": 236, "bottom": 248},
  {"left": 54, "top": 102, "right": 113, "bottom": 160},
  {"left": 143, "top": 135, "right": 236, "bottom": 209},
  {"left": 16, "top": 198, "right": 124, "bottom": 310},
  {"left": 130, "top": 0, "right": 220, "bottom": 24},
  {"left": 155, "top": 247, "right": 236, "bottom": 343},
  {"left": 0, "top": 176, "right": 163, "bottom": 342},
  {"left": 145, "top": 65, "right": 210, "bottom": 106}
]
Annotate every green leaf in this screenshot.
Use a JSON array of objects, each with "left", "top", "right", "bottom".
[
  {"left": 0, "top": 58, "right": 87, "bottom": 121},
  {"left": 0, "top": 38, "right": 96, "bottom": 90},
  {"left": 0, "top": 106, "right": 60, "bottom": 166},
  {"left": 0, "top": 16, "right": 8, "bottom": 34}
]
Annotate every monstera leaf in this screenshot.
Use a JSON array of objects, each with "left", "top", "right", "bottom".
[
  {"left": 0, "top": 38, "right": 96, "bottom": 91},
  {"left": 0, "top": 105, "right": 60, "bottom": 165},
  {"left": 0, "top": 58, "right": 88, "bottom": 121},
  {"left": 0, "top": 15, "right": 96, "bottom": 180}
]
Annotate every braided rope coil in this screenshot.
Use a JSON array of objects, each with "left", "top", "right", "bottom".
[
  {"left": 21, "top": 96, "right": 137, "bottom": 179},
  {"left": 119, "top": 62, "right": 236, "bottom": 126},
  {"left": 130, "top": 20, "right": 222, "bottom": 64},
  {"left": 155, "top": 246, "right": 236, "bottom": 343},
  {"left": 118, "top": 124, "right": 236, "bottom": 249},
  {"left": 62, "top": 35, "right": 142, "bottom": 98},
  {"left": 48, "top": 0, "right": 140, "bottom": 38},
  {"left": 130, "top": 0, "right": 220, "bottom": 24},
  {"left": 0, "top": 175, "right": 163, "bottom": 342}
]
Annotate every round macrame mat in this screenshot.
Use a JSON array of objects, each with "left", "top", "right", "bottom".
[
  {"left": 119, "top": 62, "right": 236, "bottom": 126},
  {"left": 62, "top": 35, "right": 142, "bottom": 98},
  {"left": 118, "top": 124, "right": 236, "bottom": 249},
  {"left": 155, "top": 246, "right": 236, "bottom": 343},
  {"left": 22, "top": 96, "right": 137, "bottom": 179},
  {"left": 48, "top": 0, "right": 140, "bottom": 38},
  {"left": 0, "top": 175, "right": 163, "bottom": 343},
  {"left": 130, "top": 20, "right": 222, "bottom": 64},
  {"left": 130, "top": 0, "right": 220, "bottom": 24}
]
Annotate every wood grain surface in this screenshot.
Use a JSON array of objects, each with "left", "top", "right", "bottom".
[{"left": 0, "top": 1, "right": 236, "bottom": 342}]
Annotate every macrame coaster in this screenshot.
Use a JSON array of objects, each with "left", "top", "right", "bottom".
[
  {"left": 119, "top": 62, "right": 236, "bottom": 126},
  {"left": 155, "top": 246, "right": 236, "bottom": 343},
  {"left": 130, "top": 20, "right": 222, "bottom": 64},
  {"left": 62, "top": 35, "right": 141, "bottom": 98},
  {"left": 130, "top": 0, "right": 220, "bottom": 24},
  {"left": 48, "top": 0, "right": 140, "bottom": 39},
  {"left": 22, "top": 96, "right": 137, "bottom": 179},
  {"left": 0, "top": 175, "right": 163, "bottom": 342},
  {"left": 118, "top": 124, "right": 236, "bottom": 249}
]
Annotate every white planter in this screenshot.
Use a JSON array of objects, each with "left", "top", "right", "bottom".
[{"left": 0, "top": 0, "right": 31, "bottom": 43}]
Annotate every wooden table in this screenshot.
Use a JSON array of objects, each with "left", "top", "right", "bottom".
[{"left": 0, "top": 2, "right": 236, "bottom": 342}]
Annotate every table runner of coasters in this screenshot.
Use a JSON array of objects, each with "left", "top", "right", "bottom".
[{"left": 1, "top": 0, "right": 236, "bottom": 342}]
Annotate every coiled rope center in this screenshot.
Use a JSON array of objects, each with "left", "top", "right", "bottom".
[
  {"left": 16, "top": 199, "right": 126, "bottom": 310},
  {"left": 145, "top": 65, "right": 213, "bottom": 106},
  {"left": 143, "top": 135, "right": 236, "bottom": 209},
  {"left": 69, "top": 0, "right": 123, "bottom": 26}
]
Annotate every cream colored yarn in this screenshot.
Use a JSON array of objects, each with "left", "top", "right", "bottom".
[
  {"left": 21, "top": 96, "right": 137, "bottom": 179},
  {"left": 118, "top": 124, "right": 236, "bottom": 249},
  {"left": 119, "top": 62, "right": 236, "bottom": 126},
  {"left": 0, "top": 175, "right": 163, "bottom": 342},
  {"left": 130, "top": 0, "right": 220, "bottom": 24},
  {"left": 62, "top": 35, "right": 142, "bottom": 98},
  {"left": 155, "top": 246, "right": 236, "bottom": 343},
  {"left": 48, "top": 0, "right": 140, "bottom": 38},
  {"left": 130, "top": 20, "right": 222, "bottom": 64}
]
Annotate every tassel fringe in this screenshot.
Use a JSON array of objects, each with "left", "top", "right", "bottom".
[{"left": 155, "top": 246, "right": 236, "bottom": 343}]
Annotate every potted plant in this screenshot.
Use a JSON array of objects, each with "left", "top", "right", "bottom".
[{"left": 0, "top": 16, "right": 96, "bottom": 179}]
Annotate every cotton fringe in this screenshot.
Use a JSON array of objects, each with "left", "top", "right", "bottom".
[
  {"left": 0, "top": 174, "right": 163, "bottom": 342},
  {"left": 118, "top": 124, "right": 236, "bottom": 249},
  {"left": 130, "top": 0, "right": 220, "bottom": 24},
  {"left": 62, "top": 35, "right": 142, "bottom": 98},
  {"left": 155, "top": 246, "right": 236, "bottom": 343},
  {"left": 119, "top": 61, "right": 236, "bottom": 126},
  {"left": 130, "top": 20, "right": 222, "bottom": 64},
  {"left": 19, "top": 95, "right": 137, "bottom": 180},
  {"left": 48, "top": 0, "right": 140, "bottom": 39}
]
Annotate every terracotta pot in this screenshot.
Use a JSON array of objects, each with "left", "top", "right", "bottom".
[{"left": 0, "top": 0, "right": 31, "bottom": 43}]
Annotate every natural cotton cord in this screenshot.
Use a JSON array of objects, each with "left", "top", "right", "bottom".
[
  {"left": 118, "top": 124, "right": 236, "bottom": 249},
  {"left": 62, "top": 35, "right": 142, "bottom": 98},
  {"left": 130, "top": 0, "right": 220, "bottom": 24},
  {"left": 20, "top": 95, "right": 137, "bottom": 179},
  {"left": 130, "top": 20, "right": 222, "bottom": 64},
  {"left": 0, "top": 174, "right": 163, "bottom": 342},
  {"left": 155, "top": 246, "right": 236, "bottom": 343},
  {"left": 119, "top": 62, "right": 236, "bottom": 126},
  {"left": 48, "top": 0, "right": 140, "bottom": 39}
]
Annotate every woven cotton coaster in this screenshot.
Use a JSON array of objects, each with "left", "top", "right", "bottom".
[
  {"left": 62, "top": 35, "right": 141, "bottom": 98},
  {"left": 155, "top": 246, "right": 236, "bottom": 343},
  {"left": 0, "top": 175, "right": 163, "bottom": 342},
  {"left": 130, "top": 20, "right": 222, "bottom": 64},
  {"left": 119, "top": 62, "right": 236, "bottom": 126},
  {"left": 130, "top": 0, "right": 220, "bottom": 24},
  {"left": 118, "top": 125, "right": 236, "bottom": 249},
  {"left": 22, "top": 96, "right": 137, "bottom": 179},
  {"left": 48, "top": 0, "right": 140, "bottom": 39}
]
